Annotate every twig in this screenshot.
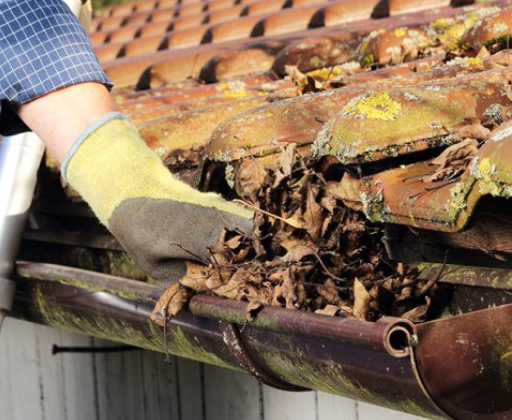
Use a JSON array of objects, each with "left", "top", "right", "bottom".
[
  {"left": 161, "top": 285, "right": 185, "bottom": 364},
  {"left": 234, "top": 199, "right": 301, "bottom": 228},
  {"left": 170, "top": 242, "right": 209, "bottom": 265},
  {"left": 310, "top": 249, "right": 346, "bottom": 282}
]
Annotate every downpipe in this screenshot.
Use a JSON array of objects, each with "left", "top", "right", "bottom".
[{"left": 0, "top": 134, "right": 45, "bottom": 326}]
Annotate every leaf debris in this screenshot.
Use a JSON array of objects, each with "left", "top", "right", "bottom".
[{"left": 154, "top": 146, "right": 444, "bottom": 325}]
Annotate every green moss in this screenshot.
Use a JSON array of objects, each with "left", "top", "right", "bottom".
[{"left": 488, "top": 330, "right": 512, "bottom": 392}]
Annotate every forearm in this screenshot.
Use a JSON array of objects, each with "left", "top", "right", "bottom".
[
  {"left": 18, "top": 82, "right": 119, "bottom": 162},
  {"left": 0, "top": 0, "right": 112, "bottom": 140}
]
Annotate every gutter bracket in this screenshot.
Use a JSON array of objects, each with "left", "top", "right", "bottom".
[{"left": 221, "top": 322, "right": 308, "bottom": 391}]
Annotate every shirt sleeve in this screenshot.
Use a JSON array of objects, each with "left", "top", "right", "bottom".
[{"left": 0, "top": 0, "right": 113, "bottom": 135}]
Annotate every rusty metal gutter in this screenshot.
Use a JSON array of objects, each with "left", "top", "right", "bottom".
[{"left": 10, "top": 260, "right": 512, "bottom": 420}]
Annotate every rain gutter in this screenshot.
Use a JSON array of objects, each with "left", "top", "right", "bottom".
[{"left": 10, "top": 261, "right": 512, "bottom": 420}]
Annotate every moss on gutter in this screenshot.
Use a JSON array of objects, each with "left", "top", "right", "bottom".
[{"left": 32, "top": 284, "right": 232, "bottom": 368}]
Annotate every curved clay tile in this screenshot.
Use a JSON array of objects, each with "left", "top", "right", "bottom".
[
  {"left": 387, "top": 0, "right": 447, "bottom": 15},
  {"left": 462, "top": 9, "right": 512, "bottom": 51},
  {"left": 207, "top": 0, "right": 239, "bottom": 11},
  {"left": 107, "top": 24, "right": 142, "bottom": 44},
  {"left": 133, "top": 0, "right": 159, "bottom": 14},
  {"left": 356, "top": 26, "right": 431, "bottom": 66},
  {"left": 203, "top": 56, "right": 498, "bottom": 165},
  {"left": 320, "top": 69, "right": 512, "bottom": 165},
  {"left": 172, "top": 14, "right": 208, "bottom": 31},
  {"left": 119, "top": 35, "right": 166, "bottom": 58},
  {"left": 89, "top": 30, "right": 111, "bottom": 47},
  {"left": 287, "top": 0, "right": 337, "bottom": 8},
  {"left": 150, "top": 8, "right": 177, "bottom": 23},
  {"left": 121, "top": 73, "right": 276, "bottom": 105},
  {"left": 175, "top": 2, "right": 207, "bottom": 17},
  {"left": 138, "top": 96, "right": 271, "bottom": 157},
  {"left": 207, "top": 6, "right": 245, "bottom": 24},
  {"left": 109, "top": 2, "right": 136, "bottom": 17},
  {"left": 203, "top": 15, "right": 266, "bottom": 43},
  {"left": 89, "top": 18, "right": 102, "bottom": 32},
  {"left": 136, "top": 21, "right": 172, "bottom": 38},
  {"left": 158, "top": 0, "right": 180, "bottom": 8},
  {"left": 122, "top": 10, "right": 152, "bottom": 26},
  {"left": 94, "top": 42, "right": 125, "bottom": 62},
  {"left": 251, "top": 5, "right": 323, "bottom": 37},
  {"left": 180, "top": 0, "right": 208, "bottom": 5},
  {"left": 199, "top": 42, "right": 286, "bottom": 82},
  {"left": 97, "top": 15, "right": 127, "bottom": 31},
  {"left": 162, "top": 26, "right": 211, "bottom": 49},
  {"left": 241, "top": 0, "right": 288, "bottom": 17},
  {"left": 309, "top": 0, "right": 386, "bottom": 28},
  {"left": 272, "top": 32, "right": 361, "bottom": 74}
]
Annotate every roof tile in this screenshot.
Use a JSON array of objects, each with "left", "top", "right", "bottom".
[{"left": 83, "top": 0, "right": 512, "bottom": 239}]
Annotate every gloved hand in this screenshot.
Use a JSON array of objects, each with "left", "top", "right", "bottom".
[{"left": 61, "top": 112, "right": 254, "bottom": 282}]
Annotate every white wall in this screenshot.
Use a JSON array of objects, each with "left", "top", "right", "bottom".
[{"left": 0, "top": 318, "right": 426, "bottom": 420}]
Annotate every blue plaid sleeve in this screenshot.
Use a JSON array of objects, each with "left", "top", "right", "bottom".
[{"left": 0, "top": 0, "right": 113, "bottom": 135}]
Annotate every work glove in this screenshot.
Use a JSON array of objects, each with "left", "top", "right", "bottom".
[{"left": 61, "top": 112, "right": 254, "bottom": 283}]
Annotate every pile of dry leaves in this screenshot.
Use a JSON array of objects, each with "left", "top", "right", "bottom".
[{"left": 152, "top": 145, "right": 445, "bottom": 326}]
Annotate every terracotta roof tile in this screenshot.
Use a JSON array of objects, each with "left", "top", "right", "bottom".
[
  {"left": 83, "top": 0, "right": 512, "bottom": 238},
  {"left": 208, "top": 0, "right": 240, "bottom": 11},
  {"left": 207, "top": 6, "right": 245, "bottom": 23},
  {"left": 106, "top": 24, "right": 142, "bottom": 44},
  {"left": 136, "top": 21, "right": 172, "bottom": 38},
  {"left": 241, "top": 0, "right": 287, "bottom": 16}
]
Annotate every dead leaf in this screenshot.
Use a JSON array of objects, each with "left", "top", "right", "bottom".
[
  {"left": 237, "top": 159, "right": 268, "bottom": 200},
  {"left": 315, "top": 305, "right": 343, "bottom": 317},
  {"left": 282, "top": 245, "right": 316, "bottom": 263},
  {"left": 422, "top": 138, "right": 478, "bottom": 183},
  {"left": 151, "top": 283, "right": 194, "bottom": 326},
  {"left": 317, "top": 278, "right": 342, "bottom": 306},
  {"left": 284, "top": 65, "right": 322, "bottom": 95},
  {"left": 325, "top": 174, "right": 363, "bottom": 211},
  {"left": 353, "top": 278, "right": 371, "bottom": 321},
  {"left": 452, "top": 124, "right": 490, "bottom": 142},
  {"left": 401, "top": 297, "right": 431, "bottom": 323},
  {"left": 179, "top": 262, "right": 209, "bottom": 292},
  {"left": 245, "top": 301, "right": 264, "bottom": 321}
]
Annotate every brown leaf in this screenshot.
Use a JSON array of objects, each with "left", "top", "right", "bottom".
[
  {"left": 284, "top": 65, "right": 321, "bottom": 95},
  {"left": 151, "top": 283, "right": 194, "bottom": 327},
  {"left": 179, "top": 262, "right": 209, "bottom": 292},
  {"left": 422, "top": 138, "right": 478, "bottom": 183},
  {"left": 452, "top": 124, "right": 490, "bottom": 142},
  {"left": 237, "top": 159, "right": 269, "bottom": 199},
  {"left": 280, "top": 144, "right": 298, "bottom": 176},
  {"left": 353, "top": 278, "right": 371, "bottom": 321},
  {"left": 401, "top": 296, "right": 431, "bottom": 323},
  {"left": 317, "top": 278, "right": 343, "bottom": 306},
  {"left": 282, "top": 268, "right": 298, "bottom": 309},
  {"left": 212, "top": 275, "right": 243, "bottom": 299},
  {"left": 245, "top": 301, "right": 264, "bottom": 322},
  {"left": 315, "top": 305, "right": 343, "bottom": 317},
  {"left": 302, "top": 186, "right": 324, "bottom": 240},
  {"left": 282, "top": 245, "right": 316, "bottom": 263},
  {"left": 325, "top": 174, "right": 363, "bottom": 211}
]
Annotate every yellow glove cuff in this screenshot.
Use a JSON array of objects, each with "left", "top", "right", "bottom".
[{"left": 62, "top": 113, "right": 253, "bottom": 225}]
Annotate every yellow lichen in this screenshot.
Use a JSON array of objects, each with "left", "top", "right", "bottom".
[
  {"left": 480, "top": 157, "right": 493, "bottom": 175},
  {"left": 343, "top": 92, "right": 402, "bottom": 121},
  {"left": 309, "top": 56, "right": 322, "bottom": 68},
  {"left": 307, "top": 67, "right": 344, "bottom": 80},
  {"left": 394, "top": 27, "right": 406, "bottom": 37},
  {"left": 446, "top": 56, "right": 483, "bottom": 67},
  {"left": 224, "top": 90, "right": 248, "bottom": 99}
]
